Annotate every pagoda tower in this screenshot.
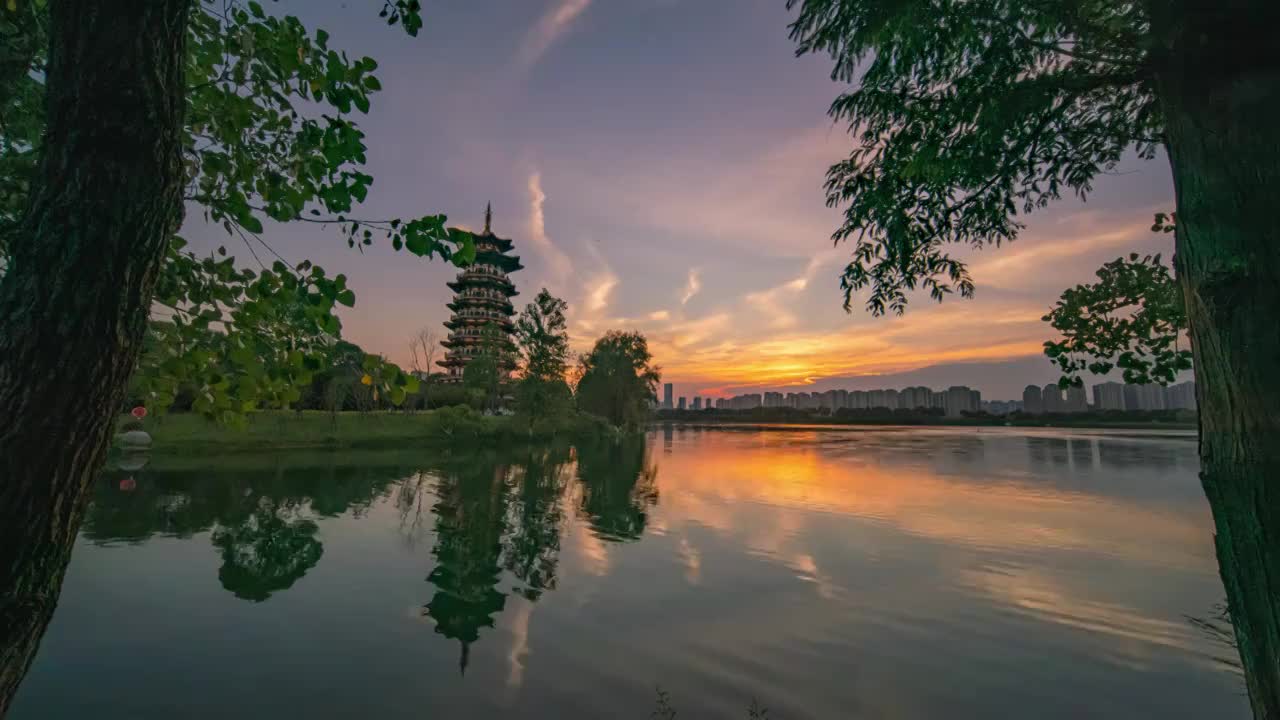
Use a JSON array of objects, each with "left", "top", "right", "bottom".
[{"left": 438, "top": 205, "right": 523, "bottom": 383}]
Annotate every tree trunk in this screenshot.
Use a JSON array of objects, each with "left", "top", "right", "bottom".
[
  {"left": 0, "top": 1, "right": 189, "bottom": 714},
  {"left": 1154, "top": 2, "right": 1280, "bottom": 717}
]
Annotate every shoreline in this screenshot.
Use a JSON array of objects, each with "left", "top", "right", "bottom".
[{"left": 648, "top": 417, "right": 1197, "bottom": 433}]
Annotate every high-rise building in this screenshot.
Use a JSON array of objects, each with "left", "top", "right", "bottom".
[
  {"left": 1023, "top": 385, "right": 1043, "bottom": 414},
  {"left": 901, "top": 386, "right": 932, "bottom": 409},
  {"left": 663, "top": 383, "right": 673, "bottom": 410},
  {"left": 692, "top": 397, "right": 702, "bottom": 410},
  {"left": 944, "top": 386, "right": 976, "bottom": 417},
  {"left": 1125, "top": 383, "right": 1166, "bottom": 411},
  {"left": 439, "top": 205, "right": 522, "bottom": 383},
  {"left": 677, "top": 397, "right": 686, "bottom": 411},
  {"left": 850, "top": 391, "right": 868, "bottom": 409},
  {"left": 1093, "top": 381, "right": 1125, "bottom": 411},
  {"left": 984, "top": 400, "right": 1021, "bottom": 416},
  {"left": 1164, "top": 381, "right": 1197, "bottom": 410},
  {"left": 1064, "top": 384, "right": 1088, "bottom": 413},
  {"left": 764, "top": 391, "right": 784, "bottom": 408},
  {"left": 1042, "top": 383, "right": 1064, "bottom": 413}
]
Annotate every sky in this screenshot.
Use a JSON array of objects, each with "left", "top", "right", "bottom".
[{"left": 185, "top": 0, "right": 1176, "bottom": 402}]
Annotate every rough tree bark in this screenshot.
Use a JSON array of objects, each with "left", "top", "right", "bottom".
[
  {"left": 0, "top": 1, "right": 190, "bottom": 714},
  {"left": 1153, "top": 1, "right": 1280, "bottom": 717}
]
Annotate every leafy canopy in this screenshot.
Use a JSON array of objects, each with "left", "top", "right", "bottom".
[
  {"left": 513, "top": 289, "right": 572, "bottom": 423},
  {"left": 1044, "top": 250, "right": 1190, "bottom": 387},
  {"left": 1, "top": 0, "right": 465, "bottom": 422},
  {"left": 462, "top": 321, "right": 516, "bottom": 412},
  {"left": 515, "top": 288, "right": 571, "bottom": 382},
  {"left": 788, "top": 0, "right": 1159, "bottom": 315},
  {"left": 575, "top": 331, "right": 661, "bottom": 429}
]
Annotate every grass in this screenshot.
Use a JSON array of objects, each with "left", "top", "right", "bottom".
[{"left": 114, "top": 407, "right": 617, "bottom": 453}]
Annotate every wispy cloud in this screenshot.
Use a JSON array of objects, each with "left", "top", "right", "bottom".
[
  {"left": 680, "top": 269, "right": 702, "bottom": 305},
  {"left": 527, "top": 171, "right": 575, "bottom": 291},
  {"left": 517, "top": 0, "right": 592, "bottom": 70}
]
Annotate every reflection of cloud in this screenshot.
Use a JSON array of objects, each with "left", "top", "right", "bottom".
[
  {"left": 789, "top": 553, "right": 838, "bottom": 600},
  {"left": 517, "top": 0, "right": 592, "bottom": 70},
  {"left": 505, "top": 600, "right": 534, "bottom": 689},
  {"left": 962, "top": 566, "right": 1199, "bottom": 664},
  {"left": 657, "top": 431, "right": 1208, "bottom": 572},
  {"left": 575, "top": 525, "right": 611, "bottom": 577},
  {"left": 678, "top": 536, "right": 702, "bottom": 585}
]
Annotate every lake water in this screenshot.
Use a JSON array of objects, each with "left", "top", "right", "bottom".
[{"left": 12, "top": 426, "right": 1246, "bottom": 718}]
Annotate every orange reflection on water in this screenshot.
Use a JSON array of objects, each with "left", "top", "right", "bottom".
[{"left": 648, "top": 428, "right": 1212, "bottom": 571}]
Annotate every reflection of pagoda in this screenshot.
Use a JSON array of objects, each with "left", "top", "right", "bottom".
[
  {"left": 424, "top": 462, "right": 511, "bottom": 674},
  {"left": 439, "top": 205, "right": 523, "bottom": 383}
]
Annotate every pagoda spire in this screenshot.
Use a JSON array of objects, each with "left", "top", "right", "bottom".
[{"left": 483, "top": 202, "right": 492, "bottom": 235}]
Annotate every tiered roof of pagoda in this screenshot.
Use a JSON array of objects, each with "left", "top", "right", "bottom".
[{"left": 438, "top": 205, "right": 522, "bottom": 379}]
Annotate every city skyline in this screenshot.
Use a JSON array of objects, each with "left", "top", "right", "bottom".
[{"left": 679, "top": 379, "right": 1196, "bottom": 416}]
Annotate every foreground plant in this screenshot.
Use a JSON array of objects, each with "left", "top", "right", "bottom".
[{"left": 0, "top": 0, "right": 453, "bottom": 710}]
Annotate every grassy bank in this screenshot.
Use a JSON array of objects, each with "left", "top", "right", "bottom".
[{"left": 115, "top": 407, "right": 618, "bottom": 453}]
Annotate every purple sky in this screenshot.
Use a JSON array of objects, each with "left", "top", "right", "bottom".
[{"left": 184, "top": 0, "right": 1177, "bottom": 401}]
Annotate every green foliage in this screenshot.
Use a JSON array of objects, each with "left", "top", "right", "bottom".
[
  {"left": 1, "top": 0, "right": 460, "bottom": 421},
  {"left": 575, "top": 331, "right": 661, "bottom": 430},
  {"left": 512, "top": 288, "right": 572, "bottom": 426},
  {"left": 515, "top": 288, "right": 570, "bottom": 382},
  {"left": 514, "top": 378, "right": 574, "bottom": 429},
  {"left": 462, "top": 321, "right": 515, "bottom": 412},
  {"left": 132, "top": 239, "right": 419, "bottom": 422},
  {"left": 788, "top": 0, "right": 1159, "bottom": 315},
  {"left": 431, "top": 405, "right": 490, "bottom": 440},
  {"left": 1043, "top": 252, "right": 1191, "bottom": 387},
  {"left": 211, "top": 501, "right": 323, "bottom": 602}
]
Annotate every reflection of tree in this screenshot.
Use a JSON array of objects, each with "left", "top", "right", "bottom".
[
  {"left": 82, "top": 456, "right": 407, "bottom": 603},
  {"left": 422, "top": 455, "right": 512, "bottom": 674},
  {"left": 211, "top": 500, "right": 323, "bottom": 602},
  {"left": 1188, "top": 600, "right": 1244, "bottom": 680},
  {"left": 575, "top": 438, "right": 658, "bottom": 542},
  {"left": 503, "top": 445, "right": 573, "bottom": 600}
]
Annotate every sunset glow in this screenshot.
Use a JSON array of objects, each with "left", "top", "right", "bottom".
[{"left": 181, "top": 0, "right": 1175, "bottom": 401}]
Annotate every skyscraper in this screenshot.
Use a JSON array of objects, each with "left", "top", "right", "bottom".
[
  {"left": 944, "top": 386, "right": 976, "bottom": 417},
  {"left": 1023, "top": 385, "right": 1043, "bottom": 414},
  {"left": 1064, "top": 384, "right": 1088, "bottom": 413},
  {"left": 692, "top": 397, "right": 702, "bottom": 410},
  {"left": 1164, "top": 381, "right": 1197, "bottom": 410},
  {"left": 1125, "top": 383, "right": 1166, "bottom": 411},
  {"left": 1093, "top": 381, "right": 1125, "bottom": 411},
  {"left": 1042, "top": 383, "right": 1064, "bottom": 413},
  {"left": 663, "top": 383, "right": 673, "bottom": 410},
  {"left": 677, "top": 397, "right": 686, "bottom": 411}
]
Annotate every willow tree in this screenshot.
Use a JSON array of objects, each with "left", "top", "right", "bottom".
[
  {"left": 0, "top": 0, "right": 454, "bottom": 711},
  {"left": 788, "top": 1, "right": 1280, "bottom": 715}
]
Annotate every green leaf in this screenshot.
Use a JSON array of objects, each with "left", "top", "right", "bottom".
[{"left": 336, "top": 289, "right": 356, "bottom": 307}]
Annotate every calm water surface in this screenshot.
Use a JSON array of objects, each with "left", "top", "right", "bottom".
[{"left": 13, "top": 426, "right": 1246, "bottom": 718}]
